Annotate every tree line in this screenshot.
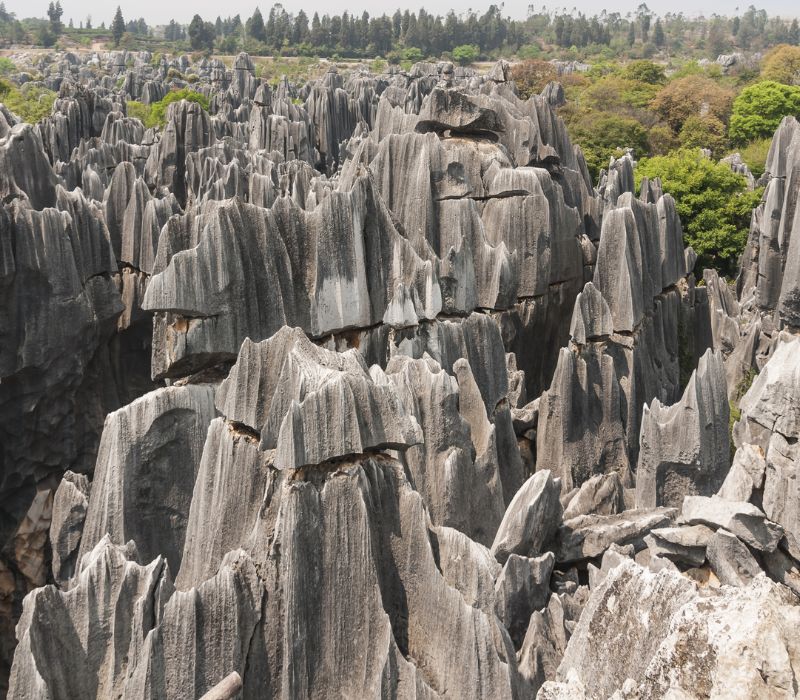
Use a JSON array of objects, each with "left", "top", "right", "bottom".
[{"left": 1, "top": 3, "right": 799, "bottom": 59}]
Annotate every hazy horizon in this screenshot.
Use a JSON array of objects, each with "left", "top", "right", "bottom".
[{"left": 3, "top": 1, "right": 798, "bottom": 31}]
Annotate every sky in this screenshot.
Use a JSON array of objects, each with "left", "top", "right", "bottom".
[{"left": 4, "top": 0, "right": 798, "bottom": 29}]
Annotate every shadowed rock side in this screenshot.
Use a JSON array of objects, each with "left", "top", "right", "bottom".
[
  {"left": 2, "top": 52, "right": 800, "bottom": 700},
  {"left": 635, "top": 348, "right": 730, "bottom": 509}
]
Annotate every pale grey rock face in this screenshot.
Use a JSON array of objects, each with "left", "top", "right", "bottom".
[
  {"left": 494, "top": 552, "right": 554, "bottom": 647},
  {"left": 718, "top": 443, "right": 766, "bottom": 502},
  {"left": 385, "top": 355, "right": 506, "bottom": 545},
  {"left": 0, "top": 54, "right": 784, "bottom": 697},
  {"left": 536, "top": 167, "right": 699, "bottom": 492},
  {"left": 78, "top": 384, "right": 217, "bottom": 574},
  {"left": 9, "top": 537, "right": 263, "bottom": 700},
  {"left": 518, "top": 593, "right": 574, "bottom": 698},
  {"left": 639, "top": 573, "right": 800, "bottom": 699},
  {"left": 706, "top": 528, "right": 762, "bottom": 586},
  {"left": 555, "top": 508, "right": 676, "bottom": 563},
  {"left": 490, "top": 470, "right": 562, "bottom": 564},
  {"left": 730, "top": 334, "right": 800, "bottom": 545},
  {"left": 217, "top": 329, "right": 422, "bottom": 471},
  {"left": 0, "top": 124, "right": 59, "bottom": 210},
  {"left": 49, "top": 471, "right": 91, "bottom": 585},
  {"left": 556, "top": 559, "right": 696, "bottom": 696},
  {"left": 0, "top": 193, "right": 122, "bottom": 544},
  {"left": 635, "top": 349, "right": 730, "bottom": 509},
  {"left": 558, "top": 558, "right": 800, "bottom": 699},
  {"left": 682, "top": 496, "right": 784, "bottom": 552},
  {"left": 561, "top": 472, "right": 625, "bottom": 520},
  {"left": 568, "top": 281, "right": 613, "bottom": 345}
]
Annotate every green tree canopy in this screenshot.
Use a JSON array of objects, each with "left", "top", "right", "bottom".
[
  {"left": 636, "top": 148, "right": 763, "bottom": 275},
  {"left": 729, "top": 81, "right": 800, "bottom": 144},
  {"left": 566, "top": 111, "right": 649, "bottom": 183},
  {"left": 112, "top": 7, "right": 125, "bottom": 46},
  {"left": 452, "top": 44, "right": 479, "bottom": 65}
]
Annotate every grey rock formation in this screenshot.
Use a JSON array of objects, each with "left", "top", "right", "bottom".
[
  {"left": 561, "top": 472, "right": 625, "bottom": 520},
  {"left": 682, "top": 496, "right": 784, "bottom": 552},
  {"left": 554, "top": 558, "right": 800, "bottom": 698},
  {"left": 555, "top": 508, "right": 675, "bottom": 563},
  {"left": 49, "top": 471, "right": 90, "bottom": 585},
  {"left": 216, "top": 329, "right": 422, "bottom": 470},
  {"left": 78, "top": 384, "right": 217, "bottom": 574},
  {"left": 490, "top": 470, "right": 562, "bottom": 564},
  {"left": 0, "top": 53, "right": 789, "bottom": 698},
  {"left": 494, "top": 552, "right": 554, "bottom": 647},
  {"left": 635, "top": 349, "right": 730, "bottom": 509},
  {"left": 706, "top": 528, "right": 762, "bottom": 586}
]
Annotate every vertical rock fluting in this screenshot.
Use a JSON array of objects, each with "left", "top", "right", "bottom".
[{"left": 3, "top": 52, "right": 800, "bottom": 700}]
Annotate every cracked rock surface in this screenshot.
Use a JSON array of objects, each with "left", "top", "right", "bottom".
[{"left": 1, "top": 51, "right": 800, "bottom": 699}]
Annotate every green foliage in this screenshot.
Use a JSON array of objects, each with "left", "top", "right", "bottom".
[
  {"left": 112, "top": 6, "right": 125, "bottom": 47},
  {"left": 128, "top": 89, "right": 210, "bottom": 130},
  {"left": 0, "top": 80, "right": 57, "bottom": 124},
  {"left": 729, "top": 367, "right": 758, "bottom": 460},
  {"left": 623, "top": 60, "right": 666, "bottom": 84},
  {"left": 125, "top": 100, "right": 152, "bottom": 125},
  {"left": 729, "top": 81, "right": 800, "bottom": 144},
  {"left": 582, "top": 74, "right": 659, "bottom": 111},
  {"left": 738, "top": 138, "right": 772, "bottom": 179},
  {"left": 0, "top": 57, "right": 15, "bottom": 76},
  {"left": 636, "top": 149, "right": 763, "bottom": 276},
  {"left": 761, "top": 45, "right": 800, "bottom": 86},
  {"left": 651, "top": 75, "right": 735, "bottom": 133},
  {"left": 566, "top": 111, "right": 649, "bottom": 182},
  {"left": 678, "top": 115, "right": 729, "bottom": 157},
  {"left": 452, "top": 44, "right": 479, "bottom": 66},
  {"left": 517, "top": 44, "right": 542, "bottom": 60}
]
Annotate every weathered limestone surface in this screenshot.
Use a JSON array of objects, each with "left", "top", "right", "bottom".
[
  {"left": 635, "top": 349, "right": 730, "bottom": 509},
  {"left": 2, "top": 52, "right": 798, "bottom": 700},
  {"left": 556, "top": 559, "right": 800, "bottom": 698},
  {"left": 78, "top": 384, "right": 217, "bottom": 574}
]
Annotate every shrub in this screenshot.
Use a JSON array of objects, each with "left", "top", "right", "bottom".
[
  {"left": 636, "top": 148, "right": 763, "bottom": 275},
  {"left": 511, "top": 59, "right": 557, "bottom": 100},
  {"left": 452, "top": 44, "right": 479, "bottom": 66},
  {"left": 567, "top": 111, "right": 649, "bottom": 182},
  {"left": 738, "top": 138, "right": 772, "bottom": 179},
  {"left": 623, "top": 59, "right": 666, "bottom": 84},
  {"left": 0, "top": 80, "right": 57, "bottom": 124},
  {"left": 729, "top": 81, "right": 800, "bottom": 144},
  {"left": 651, "top": 75, "right": 735, "bottom": 132},
  {"left": 761, "top": 45, "right": 800, "bottom": 86}
]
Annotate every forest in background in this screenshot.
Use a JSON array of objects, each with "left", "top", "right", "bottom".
[{"left": 1, "top": 3, "right": 799, "bottom": 62}]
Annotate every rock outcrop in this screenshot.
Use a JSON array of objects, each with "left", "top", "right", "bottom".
[{"left": 1, "top": 51, "right": 799, "bottom": 700}]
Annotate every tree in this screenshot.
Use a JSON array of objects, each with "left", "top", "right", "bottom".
[
  {"left": 85, "top": 14, "right": 91, "bottom": 29},
  {"left": 566, "top": 111, "right": 650, "bottom": 182},
  {"left": 111, "top": 6, "right": 125, "bottom": 46},
  {"left": 452, "top": 44, "right": 479, "bottom": 66},
  {"left": 512, "top": 59, "right": 557, "bottom": 99},
  {"left": 678, "top": 115, "right": 728, "bottom": 157},
  {"left": 47, "top": 1, "right": 63, "bottom": 33},
  {"left": 636, "top": 149, "right": 763, "bottom": 275},
  {"left": 653, "top": 19, "right": 665, "bottom": 47},
  {"left": 761, "top": 45, "right": 800, "bottom": 86},
  {"left": 652, "top": 75, "right": 735, "bottom": 133},
  {"left": 246, "top": 8, "right": 266, "bottom": 43},
  {"left": 729, "top": 81, "right": 800, "bottom": 144},
  {"left": 188, "top": 14, "right": 215, "bottom": 52},
  {"left": 624, "top": 59, "right": 666, "bottom": 84}
]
